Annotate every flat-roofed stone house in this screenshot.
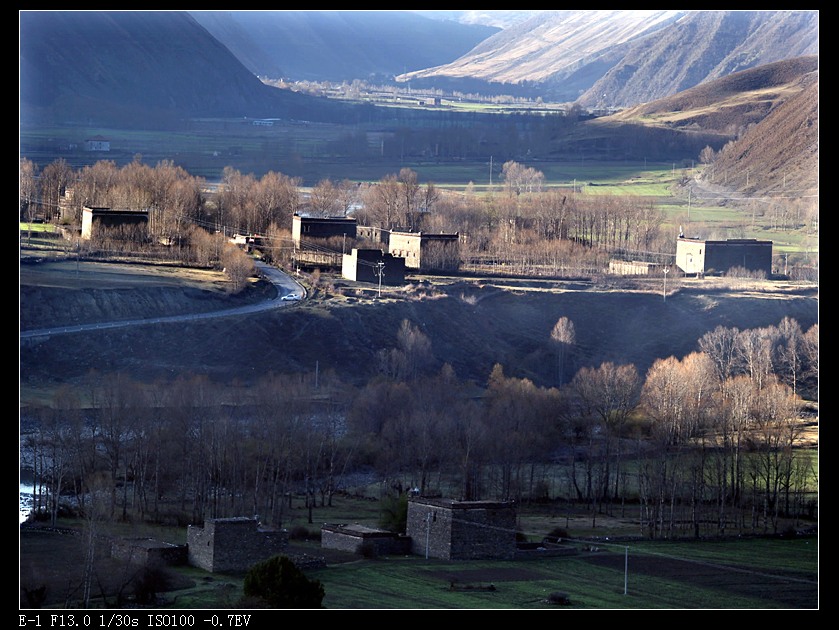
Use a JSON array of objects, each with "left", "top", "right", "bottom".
[{"left": 406, "top": 498, "right": 517, "bottom": 560}]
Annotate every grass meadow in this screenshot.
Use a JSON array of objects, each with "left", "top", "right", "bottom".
[{"left": 34, "top": 501, "right": 814, "bottom": 610}]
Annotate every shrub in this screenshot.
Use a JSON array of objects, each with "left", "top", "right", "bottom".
[
  {"left": 545, "top": 527, "right": 569, "bottom": 542},
  {"left": 547, "top": 591, "right": 571, "bottom": 605},
  {"left": 21, "top": 584, "right": 47, "bottom": 608},
  {"left": 358, "top": 541, "right": 378, "bottom": 559},
  {"left": 243, "top": 555, "right": 325, "bottom": 609},
  {"left": 289, "top": 525, "right": 312, "bottom": 541},
  {"left": 378, "top": 493, "right": 408, "bottom": 533},
  {"left": 132, "top": 566, "right": 172, "bottom": 605}
]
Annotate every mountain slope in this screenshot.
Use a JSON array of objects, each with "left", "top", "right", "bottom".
[
  {"left": 589, "top": 56, "right": 818, "bottom": 197},
  {"left": 577, "top": 10, "right": 819, "bottom": 109},
  {"left": 398, "top": 10, "right": 683, "bottom": 99},
  {"left": 602, "top": 56, "right": 819, "bottom": 134},
  {"left": 19, "top": 10, "right": 361, "bottom": 127},
  {"left": 699, "top": 68, "right": 819, "bottom": 198},
  {"left": 397, "top": 10, "right": 817, "bottom": 108},
  {"left": 409, "top": 10, "right": 542, "bottom": 30},
  {"left": 190, "top": 10, "right": 499, "bottom": 82}
]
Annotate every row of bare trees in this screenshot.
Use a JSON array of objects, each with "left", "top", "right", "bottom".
[
  {"left": 22, "top": 157, "right": 676, "bottom": 275},
  {"left": 23, "top": 316, "right": 817, "bottom": 538}
]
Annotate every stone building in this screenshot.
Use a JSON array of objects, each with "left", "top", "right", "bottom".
[
  {"left": 406, "top": 498, "right": 517, "bottom": 560},
  {"left": 675, "top": 236, "right": 773, "bottom": 277},
  {"left": 609, "top": 260, "right": 665, "bottom": 276},
  {"left": 320, "top": 523, "right": 411, "bottom": 556},
  {"left": 186, "top": 517, "right": 288, "bottom": 573},
  {"left": 84, "top": 135, "right": 110, "bottom": 152},
  {"left": 111, "top": 538, "right": 187, "bottom": 566},
  {"left": 342, "top": 248, "right": 406, "bottom": 285},
  {"left": 388, "top": 231, "right": 460, "bottom": 272},
  {"left": 292, "top": 214, "right": 357, "bottom": 248},
  {"left": 81, "top": 206, "right": 149, "bottom": 240}
]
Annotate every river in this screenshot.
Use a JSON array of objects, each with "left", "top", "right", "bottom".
[{"left": 20, "top": 482, "right": 34, "bottom": 524}]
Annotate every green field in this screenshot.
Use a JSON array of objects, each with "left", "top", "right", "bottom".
[
  {"left": 149, "top": 535, "right": 816, "bottom": 609},
  {"left": 312, "top": 537, "right": 818, "bottom": 609}
]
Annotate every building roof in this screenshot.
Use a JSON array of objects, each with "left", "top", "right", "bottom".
[
  {"left": 408, "top": 498, "right": 514, "bottom": 510},
  {"left": 677, "top": 237, "right": 772, "bottom": 245}
]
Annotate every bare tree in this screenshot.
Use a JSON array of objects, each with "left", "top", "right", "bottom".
[
  {"left": 397, "top": 168, "right": 421, "bottom": 230},
  {"left": 366, "top": 173, "right": 403, "bottom": 229},
  {"left": 420, "top": 181, "right": 439, "bottom": 215},
  {"left": 502, "top": 161, "right": 544, "bottom": 196},
  {"left": 40, "top": 158, "right": 74, "bottom": 223},
  {"left": 699, "top": 325, "right": 741, "bottom": 384},
  {"left": 573, "top": 362, "right": 640, "bottom": 507},
  {"left": 801, "top": 323, "right": 819, "bottom": 397},
  {"left": 254, "top": 171, "right": 301, "bottom": 232},
  {"left": 19, "top": 158, "right": 39, "bottom": 244},
  {"left": 378, "top": 319, "right": 434, "bottom": 382},
  {"left": 736, "top": 326, "right": 778, "bottom": 390},
  {"left": 774, "top": 317, "right": 804, "bottom": 396},
  {"left": 484, "top": 364, "right": 562, "bottom": 501},
  {"left": 74, "top": 160, "right": 120, "bottom": 222},
  {"left": 699, "top": 145, "right": 716, "bottom": 165},
  {"left": 550, "top": 316, "right": 576, "bottom": 386},
  {"left": 748, "top": 378, "right": 802, "bottom": 533},
  {"left": 310, "top": 179, "right": 340, "bottom": 217},
  {"left": 220, "top": 243, "right": 255, "bottom": 293}
]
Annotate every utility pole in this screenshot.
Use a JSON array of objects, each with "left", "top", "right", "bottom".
[
  {"left": 687, "top": 188, "right": 692, "bottom": 223},
  {"left": 663, "top": 266, "right": 669, "bottom": 302},
  {"left": 376, "top": 261, "right": 385, "bottom": 298},
  {"left": 425, "top": 511, "right": 432, "bottom": 559},
  {"left": 624, "top": 547, "right": 629, "bottom": 595}
]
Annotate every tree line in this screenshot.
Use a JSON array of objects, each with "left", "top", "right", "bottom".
[
  {"left": 21, "top": 156, "right": 687, "bottom": 277},
  {"left": 23, "top": 314, "right": 817, "bottom": 540}
]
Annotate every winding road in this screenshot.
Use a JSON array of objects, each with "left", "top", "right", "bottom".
[{"left": 20, "top": 260, "right": 305, "bottom": 340}]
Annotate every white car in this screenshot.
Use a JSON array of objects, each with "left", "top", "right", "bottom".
[{"left": 281, "top": 293, "right": 301, "bottom": 301}]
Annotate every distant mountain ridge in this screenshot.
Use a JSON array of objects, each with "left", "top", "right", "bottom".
[
  {"left": 398, "top": 10, "right": 818, "bottom": 107},
  {"left": 20, "top": 10, "right": 819, "bottom": 126},
  {"left": 19, "top": 11, "right": 367, "bottom": 127},
  {"left": 190, "top": 10, "right": 499, "bottom": 82},
  {"left": 576, "top": 10, "right": 819, "bottom": 109},
  {"left": 399, "top": 10, "right": 683, "bottom": 95}
]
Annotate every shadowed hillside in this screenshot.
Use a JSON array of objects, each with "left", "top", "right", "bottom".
[
  {"left": 603, "top": 56, "right": 818, "bottom": 134},
  {"left": 587, "top": 56, "right": 818, "bottom": 197},
  {"left": 191, "top": 10, "right": 499, "bottom": 82},
  {"left": 19, "top": 266, "right": 819, "bottom": 405},
  {"left": 700, "top": 68, "right": 819, "bottom": 197},
  {"left": 19, "top": 10, "right": 368, "bottom": 127}
]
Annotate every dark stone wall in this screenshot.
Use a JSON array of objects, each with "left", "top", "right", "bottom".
[
  {"left": 321, "top": 528, "right": 411, "bottom": 555},
  {"left": 406, "top": 500, "right": 517, "bottom": 560},
  {"left": 705, "top": 241, "right": 772, "bottom": 276},
  {"left": 110, "top": 539, "right": 188, "bottom": 566},
  {"left": 187, "top": 518, "right": 289, "bottom": 573}
]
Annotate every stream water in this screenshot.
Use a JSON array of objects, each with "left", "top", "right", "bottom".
[{"left": 20, "top": 482, "right": 34, "bottom": 524}]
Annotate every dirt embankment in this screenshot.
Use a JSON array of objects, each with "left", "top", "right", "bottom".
[
  {"left": 19, "top": 257, "right": 819, "bottom": 407},
  {"left": 20, "top": 258, "right": 276, "bottom": 331}
]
